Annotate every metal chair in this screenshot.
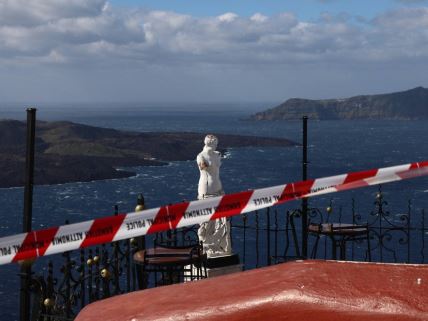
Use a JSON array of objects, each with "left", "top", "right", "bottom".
[
  {"left": 133, "top": 228, "right": 207, "bottom": 288},
  {"left": 309, "top": 223, "right": 371, "bottom": 261}
]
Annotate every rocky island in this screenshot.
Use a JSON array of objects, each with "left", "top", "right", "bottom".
[
  {"left": 0, "top": 120, "right": 296, "bottom": 188},
  {"left": 250, "top": 87, "right": 428, "bottom": 120}
]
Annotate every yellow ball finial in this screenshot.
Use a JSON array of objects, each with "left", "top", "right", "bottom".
[{"left": 135, "top": 194, "right": 145, "bottom": 212}]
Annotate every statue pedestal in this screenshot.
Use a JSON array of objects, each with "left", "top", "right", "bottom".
[
  {"left": 205, "top": 253, "right": 242, "bottom": 278},
  {"left": 185, "top": 253, "right": 241, "bottom": 282}
]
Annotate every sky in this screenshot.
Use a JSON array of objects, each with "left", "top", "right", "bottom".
[{"left": 1, "top": 0, "right": 428, "bottom": 104}]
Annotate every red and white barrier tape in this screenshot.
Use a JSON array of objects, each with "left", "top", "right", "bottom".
[{"left": 0, "top": 161, "right": 427, "bottom": 266}]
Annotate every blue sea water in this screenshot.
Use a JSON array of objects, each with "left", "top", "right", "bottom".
[{"left": 0, "top": 104, "right": 427, "bottom": 320}]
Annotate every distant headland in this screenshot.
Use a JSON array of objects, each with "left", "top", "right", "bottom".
[
  {"left": 0, "top": 120, "right": 297, "bottom": 188},
  {"left": 249, "top": 87, "right": 428, "bottom": 120}
]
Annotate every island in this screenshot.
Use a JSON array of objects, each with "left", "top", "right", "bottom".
[
  {"left": 249, "top": 86, "right": 428, "bottom": 120},
  {"left": 0, "top": 120, "right": 297, "bottom": 188}
]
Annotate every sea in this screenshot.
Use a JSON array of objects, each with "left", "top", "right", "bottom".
[{"left": 0, "top": 103, "right": 427, "bottom": 320}]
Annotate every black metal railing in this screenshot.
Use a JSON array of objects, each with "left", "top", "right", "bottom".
[
  {"left": 230, "top": 186, "right": 427, "bottom": 267},
  {"left": 29, "top": 237, "right": 141, "bottom": 321},
  {"left": 27, "top": 187, "right": 427, "bottom": 320}
]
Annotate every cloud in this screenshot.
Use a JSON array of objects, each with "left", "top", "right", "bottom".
[
  {"left": 217, "top": 12, "right": 239, "bottom": 22},
  {"left": 1, "top": 1, "right": 427, "bottom": 69},
  {"left": 251, "top": 13, "right": 268, "bottom": 23},
  {"left": 0, "top": 0, "right": 145, "bottom": 64},
  {"left": 0, "top": 0, "right": 108, "bottom": 27}
]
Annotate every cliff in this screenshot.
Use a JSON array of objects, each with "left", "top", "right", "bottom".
[
  {"left": 0, "top": 120, "right": 296, "bottom": 188},
  {"left": 249, "top": 87, "right": 428, "bottom": 120}
]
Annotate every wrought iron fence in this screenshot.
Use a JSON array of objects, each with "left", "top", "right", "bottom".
[
  {"left": 29, "top": 237, "right": 142, "bottom": 320},
  {"left": 230, "top": 186, "right": 428, "bottom": 267},
  {"left": 28, "top": 187, "right": 428, "bottom": 320},
  {"left": 28, "top": 205, "right": 143, "bottom": 321}
]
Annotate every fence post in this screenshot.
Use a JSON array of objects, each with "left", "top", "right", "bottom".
[
  {"left": 20, "top": 108, "right": 37, "bottom": 321},
  {"left": 135, "top": 194, "right": 146, "bottom": 289},
  {"left": 266, "top": 208, "right": 271, "bottom": 266},
  {"left": 301, "top": 116, "right": 309, "bottom": 258}
]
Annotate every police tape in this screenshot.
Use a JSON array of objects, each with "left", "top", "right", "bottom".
[{"left": 0, "top": 161, "right": 427, "bottom": 266}]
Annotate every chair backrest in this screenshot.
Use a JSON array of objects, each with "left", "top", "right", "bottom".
[{"left": 154, "top": 225, "right": 200, "bottom": 249}]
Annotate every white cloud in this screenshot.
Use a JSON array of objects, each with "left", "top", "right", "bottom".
[
  {"left": 0, "top": 0, "right": 107, "bottom": 27},
  {"left": 217, "top": 12, "right": 239, "bottom": 22},
  {"left": 1, "top": 1, "right": 427, "bottom": 68},
  {"left": 1, "top": 1, "right": 428, "bottom": 102},
  {"left": 251, "top": 13, "right": 268, "bottom": 23}
]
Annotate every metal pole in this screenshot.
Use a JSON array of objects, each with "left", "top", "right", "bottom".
[
  {"left": 301, "top": 116, "right": 308, "bottom": 258},
  {"left": 20, "top": 108, "right": 36, "bottom": 321},
  {"left": 135, "top": 194, "right": 146, "bottom": 289},
  {"left": 266, "top": 208, "right": 271, "bottom": 266}
]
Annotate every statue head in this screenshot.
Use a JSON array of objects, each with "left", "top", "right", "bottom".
[{"left": 204, "top": 134, "right": 218, "bottom": 150}]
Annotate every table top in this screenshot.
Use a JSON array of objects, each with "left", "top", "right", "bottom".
[
  {"left": 308, "top": 223, "right": 368, "bottom": 236},
  {"left": 133, "top": 246, "right": 200, "bottom": 266}
]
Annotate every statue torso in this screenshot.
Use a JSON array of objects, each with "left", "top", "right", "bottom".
[{"left": 197, "top": 147, "right": 223, "bottom": 199}]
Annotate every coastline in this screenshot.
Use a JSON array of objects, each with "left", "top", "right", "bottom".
[{"left": 0, "top": 120, "right": 297, "bottom": 189}]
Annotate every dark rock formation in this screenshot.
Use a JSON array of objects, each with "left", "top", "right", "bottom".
[
  {"left": 0, "top": 120, "right": 296, "bottom": 188},
  {"left": 249, "top": 87, "right": 428, "bottom": 120}
]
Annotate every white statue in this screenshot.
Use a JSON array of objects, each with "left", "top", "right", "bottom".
[
  {"left": 197, "top": 134, "right": 223, "bottom": 198},
  {"left": 197, "top": 135, "right": 232, "bottom": 257}
]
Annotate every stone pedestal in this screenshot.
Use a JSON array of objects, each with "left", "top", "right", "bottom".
[
  {"left": 185, "top": 253, "right": 242, "bottom": 281},
  {"left": 205, "top": 253, "right": 242, "bottom": 278}
]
